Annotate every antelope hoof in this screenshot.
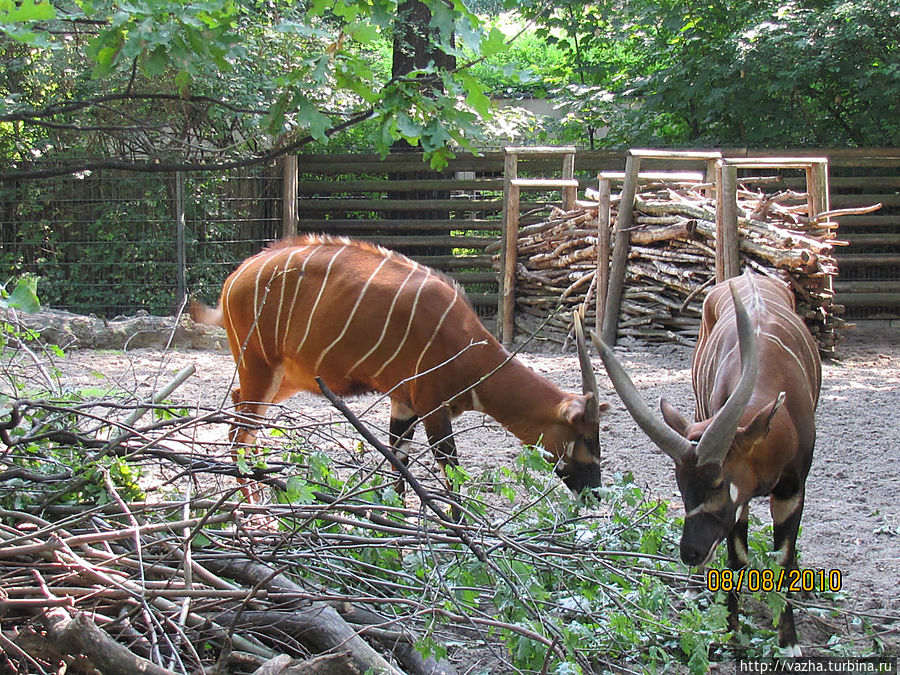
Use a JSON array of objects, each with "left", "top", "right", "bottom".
[{"left": 781, "top": 644, "right": 803, "bottom": 658}]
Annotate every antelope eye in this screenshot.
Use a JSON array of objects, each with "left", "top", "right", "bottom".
[{"left": 711, "top": 477, "right": 724, "bottom": 490}]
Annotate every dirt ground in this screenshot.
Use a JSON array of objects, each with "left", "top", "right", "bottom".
[{"left": 57, "top": 320, "right": 899, "bottom": 654}]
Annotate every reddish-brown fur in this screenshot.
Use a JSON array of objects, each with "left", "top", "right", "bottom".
[{"left": 192, "top": 235, "right": 606, "bottom": 501}]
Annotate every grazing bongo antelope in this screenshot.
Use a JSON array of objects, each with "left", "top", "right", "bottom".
[
  {"left": 591, "top": 271, "right": 820, "bottom": 653},
  {"left": 191, "top": 235, "right": 608, "bottom": 505}
]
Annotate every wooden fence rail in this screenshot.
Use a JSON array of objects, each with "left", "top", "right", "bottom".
[{"left": 3, "top": 148, "right": 894, "bottom": 322}]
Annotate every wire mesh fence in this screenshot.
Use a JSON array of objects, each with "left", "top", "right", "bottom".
[{"left": 0, "top": 166, "right": 282, "bottom": 317}]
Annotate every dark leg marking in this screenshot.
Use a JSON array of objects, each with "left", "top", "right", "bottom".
[
  {"left": 388, "top": 407, "right": 418, "bottom": 496},
  {"left": 770, "top": 478, "right": 806, "bottom": 652},
  {"left": 423, "top": 410, "right": 462, "bottom": 521},
  {"left": 726, "top": 504, "right": 750, "bottom": 633}
]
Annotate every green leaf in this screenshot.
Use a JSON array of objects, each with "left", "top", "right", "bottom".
[
  {"left": 1, "top": 276, "right": 40, "bottom": 313},
  {"left": 480, "top": 26, "right": 507, "bottom": 58},
  {"left": 0, "top": 0, "right": 56, "bottom": 23},
  {"left": 395, "top": 114, "right": 423, "bottom": 141},
  {"left": 347, "top": 20, "right": 379, "bottom": 44},
  {"left": 296, "top": 98, "right": 332, "bottom": 142},
  {"left": 285, "top": 476, "right": 316, "bottom": 504}
]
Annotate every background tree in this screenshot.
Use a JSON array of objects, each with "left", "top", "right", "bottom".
[
  {"left": 514, "top": 0, "right": 900, "bottom": 148},
  {"left": 0, "top": 0, "right": 504, "bottom": 179}
]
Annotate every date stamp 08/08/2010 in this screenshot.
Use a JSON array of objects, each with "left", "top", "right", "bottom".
[{"left": 705, "top": 567, "right": 843, "bottom": 594}]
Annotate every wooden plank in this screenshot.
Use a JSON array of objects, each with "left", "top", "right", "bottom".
[
  {"left": 829, "top": 176, "right": 900, "bottom": 189},
  {"left": 834, "top": 215, "right": 898, "bottom": 228},
  {"left": 293, "top": 148, "right": 900, "bottom": 177},
  {"left": 835, "top": 253, "right": 900, "bottom": 265},
  {"left": 598, "top": 171, "right": 705, "bottom": 182},
  {"left": 830, "top": 194, "right": 900, "bottom": 207},
  {"left": 716, "top": 162, "right": 741, "bottom": 281},
  {"left": 601, "top": 153, "right": 641, "bottom": 345},
  {"left": 720, "top": 157, "right": 829, "bottom": 169},
  {"left": 704, "top": 158, "right": 718, "bottom": 199},
  {"left": 629, "top": 149, "right": 723, "bottom": 160},
  {"left": 837, "top": 233, "right": 900, "bottom": 246},
  {"left": 352, "top": 234, "right": 495, "bottom": 248},
  {"left": 282, "top": 155, "right": 298, "bottom": 238},
  {"left": 297, "top": 198, "right": 503, "bottom": 212},
  {"left": 297, "top": 178, "right": 504, "bottom": 193},
  {"left": 415, "top": 254, "right": 493, "bottom": 268},
  {"left": 807, "top": 161, "right": 830, "bottom": 218},
  {"left": 302, "top": 218, "right": 501, "bottom": 232},
  {"left": 562, "top": 151, "right": 576, "bottom": 210},
  {"left": 467, "top": 293, "right": 499, "bottom": 307},
  {"left": 834, "top": 293, "right": 900, "bottom": 307},
  {"left": 450, "top": 271, "right": 498, "bottom": 283},
  {"left": 834, "top": 281, "right": 900, "bottom": 293},
  {"left": 596, "top": 178, "right": 611, "bottom": 335},
  {"left": 501, "top": 181, "right": 520, "bottom": 345},
  {"left": 504, "top": 145, "right": 577, "bottom": 156},
  {"left": 510, "top": 178, "right": 580, "bottom": 188}
]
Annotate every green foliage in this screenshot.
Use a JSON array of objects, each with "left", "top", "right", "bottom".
[
  {"left": 0, "top": 284, "right": 147, "bottom": 509},
  {"left": 1, "top": 0, "right": 506, "bottom": 173},
  {"left": 509, "top": 0, "right": 900, "bottom": 148},
  {"left": 0, "top": 275, "right": 40, "bottom": 313},
  {"left": 0, "top": 0, "right": 56, "bottom": 45},
  {"left": 268, "top": 440, "right": 801, "bottom": 671}
]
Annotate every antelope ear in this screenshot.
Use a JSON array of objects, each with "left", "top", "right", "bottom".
[
  {"left": 660, "top": 398, "right": 690, "bottom": 437},
  {"left": 739, "top": 391, "right": 786, "bottom": 438},
  {"left": 560, "top": 394, "right": 607, "bottom": 425}
]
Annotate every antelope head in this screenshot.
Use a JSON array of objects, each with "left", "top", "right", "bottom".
[
  {"left": 550, "top": 312, "right": 607, "bottom": 495},
  {"left": 591, "top": 283, "right": 779, "bottom": 566}
]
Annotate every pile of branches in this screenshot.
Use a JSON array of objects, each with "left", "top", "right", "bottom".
[
  {"left": 0, "top": 360, "right": 703, "bottom": 675},
  {"left": 506, "top": 179, "right": 864, "bottom": 350},
  {"left": 2, "top": 316, "right": 896, "bottom": 672}
]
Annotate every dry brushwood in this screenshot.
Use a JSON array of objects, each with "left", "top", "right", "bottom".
[
  {"left": 0, "top": 359, "right": 687, "bottom": 674},
  {"left": 503, "top": 179, "right": 870, "bottom": 351},
  {"left": 2, "top": 335, "right": 897, "bottom": 673}
]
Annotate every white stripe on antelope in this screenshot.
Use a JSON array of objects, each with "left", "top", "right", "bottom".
[
  {"left": 590, "top": 270, "right": 820, "bottom": 652},
  {"left": 191, "top": 235, "right": 610, "bottom": 507}
]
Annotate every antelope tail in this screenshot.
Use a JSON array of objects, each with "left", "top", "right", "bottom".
[{"left": 189, "top": 299, "right": 224, "bottom": 327}]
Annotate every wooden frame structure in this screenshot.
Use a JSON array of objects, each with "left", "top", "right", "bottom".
[
  {"left": 598, "top": 149, "right": 722, "bottom": 343},
  {"left": 498, "top": 146, "right": 578, "bottom": 345},
  {"left": 496, "top": 148, "right": 835, "bottom": 347},
  {"left": 715, "top": 156, "right": 830, "bottom": 282}
]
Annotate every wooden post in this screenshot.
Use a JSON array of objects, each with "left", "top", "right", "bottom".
[
  {"left": 595, "top": 177, "right": 611, "bottom": 336},
  {"left": 282, "top": 154, "right": 298, "bottom": 238},
  {"left": 175, "top": 171, "right": 186, "bottom": 307},
  {"left": 601, "top": 154, "right": 641, "bottom": 345},
  {"left": 807, "top": 161, "right": 830, "bottom": 226},
  {"left": 705, "top": 158, "right": 718, "bottom": 199},
  {"left": 807, "top": 160, "right": 832, "bottom": 308},
  {"left": 562, "top": 151, "right": 576, "bottom": 210},
  {"left": 716, "top": 162, "right": 741, "bottom": 281},
  {"left": 498, "top": 150, "right": 519, "bottom": 344}
]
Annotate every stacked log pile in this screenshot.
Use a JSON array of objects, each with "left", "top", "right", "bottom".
[{"left": 504, "top": 180, "right": 848, "bottom": 351}]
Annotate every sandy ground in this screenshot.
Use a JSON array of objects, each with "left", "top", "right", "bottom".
[{"left": 56, "top": 321, "right": 899, "bottom": 654}]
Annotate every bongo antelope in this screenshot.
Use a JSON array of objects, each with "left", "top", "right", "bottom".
[
  {"left": 592, "top": 271, "right": 820, "bottom": 652},
  {"left": 191, "top": 235, "right": 607, "bottom": 504}
]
